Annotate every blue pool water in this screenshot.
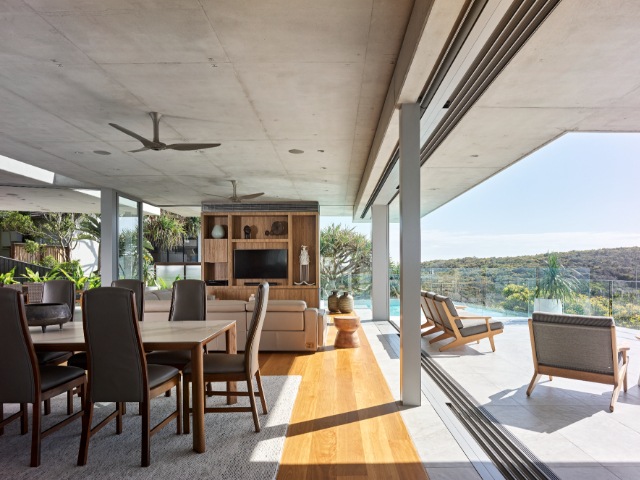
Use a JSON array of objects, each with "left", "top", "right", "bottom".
[{"left": 352, "top": 298, "right": 521, "bottom": 318}]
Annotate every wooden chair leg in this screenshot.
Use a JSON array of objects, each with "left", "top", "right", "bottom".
[
  {"left": 489, "top": 335, "right": 496, "bottom": 352},
  {"left": 610, "top": 383, "right": 623, "bottom": 412},
  {"left": 116, "top": 403, "right": 123, "bottom": 434},
  {"left": 255, "top": 371, "right": 268, "bottom": 414},
  {"left": 141, "top": 400, "right": 151, "bottom": 467},
  {"left": 429, "top": 332, "right": 450, "bottom": 344},
  {"left": 526, "top": 373, "right": 542, "bottom": 396},
  {"left": 44, "top": 399, "right": 51, "bottom": 416},
  {"left": 78, "top": 401, "right": 94, "bottom": 466},
  {"left": 31, "top": 401, "right": 42, "bottom": 467},
  {"left": 67, "top": 390, "right": 74, "bottom": 415},
  {"left": 176, "top": 382, "right": 182, "bottom": 435},
  {"left": 21, "top": 403, "right": 29, "bottom": 435},
  {"left": 247, "top": 376, "right": 260, "bottom": 433},
  {"left": 183, "top": 377, "right": 190, "bottom": 434}
]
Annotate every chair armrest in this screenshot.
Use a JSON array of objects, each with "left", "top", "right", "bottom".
[
  {"left": 453, "top": 315, "right": 491, "bottom": 320},
  {"left": 618, "top": 345, "right": 630, "bottom": 352}
]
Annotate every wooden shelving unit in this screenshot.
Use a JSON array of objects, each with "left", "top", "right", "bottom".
[{"left": 201, "top": 209, "right": 319, "bottom": 308}]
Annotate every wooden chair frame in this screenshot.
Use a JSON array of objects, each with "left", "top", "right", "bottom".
[
  {"left": 428, "top": 296, "right": 502, "bottom": 352},
  {"left": 420, "top": 292, "right": 441, "bottom": 337},
  {"left": 526, "top": 318, "right": 629, "bottom": 412}
]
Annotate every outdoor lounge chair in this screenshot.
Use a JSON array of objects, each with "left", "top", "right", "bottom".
[
  {"left": 420, "top": 291, "right": 441, "bottom": 336},
  {"left": 527, "top": 312, "right": 629, "bottom": 412},
  {"left": 429, "top": 295, "right": 504, "bottom": 352}
]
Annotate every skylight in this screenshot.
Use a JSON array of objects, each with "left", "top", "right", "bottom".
[{"left": 0, "top": 155, "right": 55, "bottom": 184}]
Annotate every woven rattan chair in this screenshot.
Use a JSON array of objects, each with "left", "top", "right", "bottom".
[{"left": 527, "top": 312, "right": 629, "bottom": 412}]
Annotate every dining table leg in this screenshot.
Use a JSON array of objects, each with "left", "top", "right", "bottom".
[
  {"left": 226, "top": 325, "right": 237, "bottom": 405},
  {"left": 190, "top": 343, "right": 205, "bottom": 453}
]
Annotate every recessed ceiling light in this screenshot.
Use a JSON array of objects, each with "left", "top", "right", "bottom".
[
  {"left": 288, "top": 149, "right": 304, "bottom": 154},
  {"left": 93, "top": 150, "right": 111, "bottom": 155},
  {"left": 317, "top": 150, "right": 324, "bottom": 153},
  {"left": 471, "top": 154, "right": 479, "bottom": 157}
]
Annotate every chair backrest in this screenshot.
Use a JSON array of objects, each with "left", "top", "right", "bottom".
[
  {"left": 83, "top": 287, "right": 148, "bottom": 402},
  {"left": 42, "top": 279, "right": 75, "bottom": 319},
  {"left": 423, "top": 294, "right": 443, "bottom": 328},
  {"left": 169, "top": 280, "right": 206, "bottom": 321},
  {"left": 530, "top": 312, "right": 616, "bottom": 376},
  {"left": 244, "top": 283, "right": 269, "bottom": 376},
  {"left": 111, "top": 279, "right": 145, "bottom": 321},
  {"left": 420, "top": 291, "right": 434, "bottom": 322},
  {"left": 433, "top": 295, "right": 462, "bottom": 332},
  {"left": 0, "top": 288, "right": 38, "bottom": 403}
]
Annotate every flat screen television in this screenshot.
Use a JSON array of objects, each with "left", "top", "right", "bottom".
[{"left": 234, "top": 249, "right": 288, "bottom": 279}]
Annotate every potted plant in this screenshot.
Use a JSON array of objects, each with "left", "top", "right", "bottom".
[
  {"left": 20, "top": 267, "right": 52, "bottom": 303},
  {"left": 533, "top": 253, "right": 577, "bottom": 313},
  {"left": 0, "top": 267, "right": 22, "bottom": 292}
]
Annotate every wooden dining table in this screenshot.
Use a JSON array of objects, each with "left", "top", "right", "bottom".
[{"left": 30, "top": 319, "right": 237, "bottom": 454}]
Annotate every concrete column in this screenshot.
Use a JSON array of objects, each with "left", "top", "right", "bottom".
[
  {"left": 371, "top": 204, "right": 390, "bottom": 321},
  {"left": 100, "top": 188, "right": 118, "bottom": 286},
  {"left": 399, "top": 103, "right": 421, "bottom": 406}
]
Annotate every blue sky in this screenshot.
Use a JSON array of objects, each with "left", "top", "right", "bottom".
[{"left": 321, "top": 132, "right": 640, "bottom": 261}]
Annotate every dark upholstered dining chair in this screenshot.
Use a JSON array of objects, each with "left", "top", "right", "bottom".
[
  {"left": 68, "top": 279, "right": 146, "bottom": 373},
  {"left": 78, "top": 287, "right": 181, "bottom": 467},
  {"left": 111, "top": 279, "right": 145, "bottom": 321},
  {"left": 145, "top": 279, "right": 206, "bottom": 370},
  {"left": 182, "top": 282, "right": 269, "bottom": 433},
  {"left": 0, "top": 288, "right": 86, "bottom": 467}
]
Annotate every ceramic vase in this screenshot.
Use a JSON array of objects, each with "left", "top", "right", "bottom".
[
  {"left": 328, "top": 290, "right": 340, "bottom": 313},
  {"left": 211, "top": 224, "right": 225, "bottom": 239},
  {"left": 338, "top": 291, "right": 354, "bottom": 314}
]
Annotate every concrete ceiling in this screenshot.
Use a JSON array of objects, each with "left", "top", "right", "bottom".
[
  {"left": 0, "top": 0, "right": 413, "bottom": 216},
  {"left": 2, "top": 0, "right": 637, "bottom": 222},
  {"left": 355, "top": 0, "right": 640, "bottom": 220}
]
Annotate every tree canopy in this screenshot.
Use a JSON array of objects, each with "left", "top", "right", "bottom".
[{"left": 320, "top": 223, "right": 371, "bottom": 296}]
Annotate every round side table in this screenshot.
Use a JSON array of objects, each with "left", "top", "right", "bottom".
[{"left": 333, "top": 314, "right": 361, "bottom": 348}]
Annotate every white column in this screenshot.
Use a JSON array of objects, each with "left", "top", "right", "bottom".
[
  {"left": 371, "top": 205, "right": 390, "bottom": 321},
  {"left": 399, "top": 103, "right": 421, "bottom": 406},
  {"left": 100, "top": 188, "right": 118, "bottom": 286}
]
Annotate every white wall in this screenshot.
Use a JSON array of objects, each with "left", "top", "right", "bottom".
[{"left": 73, "top": 239, "right": 99, "bottom": 274}]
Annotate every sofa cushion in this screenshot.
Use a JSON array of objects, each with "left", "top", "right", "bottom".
[
  {"left": 245, "top": 299, "right": 307, "bottom": 312},
  {"left": 144, "top": 300, "right": 172, "bottom": 312},
  {"left": 144, "top": 289, "right": 172, "bottom": 301},
  {"left": 264, "top": 312, "right": 305, "bottom": 331},
  {"left": 207, "top": 300, "right": 247, "bottom": 312},
  {"left": 460, "top": 321, "right": 504, "bottom": 337}
]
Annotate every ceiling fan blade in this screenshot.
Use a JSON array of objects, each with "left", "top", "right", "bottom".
[
  {"left": 166, "top": 143, "right": 221, "bottom": 151},
  {"left": 109, "top": 123, "right": 154, "bottom": 147},
  {"left": 238, "top": 192, "right": 264, "bottom": 200},
  {"left": 128, "top": 147, "right": 150, "bottom": 153}
]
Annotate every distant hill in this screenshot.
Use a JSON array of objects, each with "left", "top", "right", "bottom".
[{"left": 421, "top": 247, "right": 640, "bottom": 282}]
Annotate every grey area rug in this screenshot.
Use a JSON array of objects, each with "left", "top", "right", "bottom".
[{"left": 0, "top": 375, "right": 300, "bottom": 479}]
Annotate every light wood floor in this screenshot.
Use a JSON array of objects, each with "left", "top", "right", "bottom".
[{"left": 260, "top": 325, "right": 428, "bottom": 480}]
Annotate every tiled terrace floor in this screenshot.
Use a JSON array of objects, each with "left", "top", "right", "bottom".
[{"left": 377, "top": 313, "right": 640, "bottom": 480}]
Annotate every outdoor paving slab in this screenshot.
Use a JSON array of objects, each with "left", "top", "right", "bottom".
[
  {"left": 425, "top": 466, "right": 483, "bottom": 480},
  {"left": 550, "top": 466, "right": 621, "bottom": 480},
  {"left": 603, "top": 465, "right": 640, "bottom": 480}
]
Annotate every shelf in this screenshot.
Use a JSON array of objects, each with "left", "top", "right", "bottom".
[{"left": 232, "top": 238, "right": 288, "bottom": 243}]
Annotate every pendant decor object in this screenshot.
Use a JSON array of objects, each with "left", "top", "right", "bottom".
[
  {"left": 338, "top": 291, "right": 354, "bottom": 314},
  {"left": 328, "top": 290, "right": 340, "bottom": 313},
  {"left": 243, "top": 225, "right": 251, "bottom": 239},
  {"left": 211, "top": 224, "right": 225, "bottom": 239}
]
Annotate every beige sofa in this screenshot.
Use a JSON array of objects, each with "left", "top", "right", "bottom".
[{"left": 144, "top": 290, "right": 327, "bottom": 352}]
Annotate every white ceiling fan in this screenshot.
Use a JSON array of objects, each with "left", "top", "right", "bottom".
[{"left": 209, "top": 180, "right": 264, "bottom": 203}]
